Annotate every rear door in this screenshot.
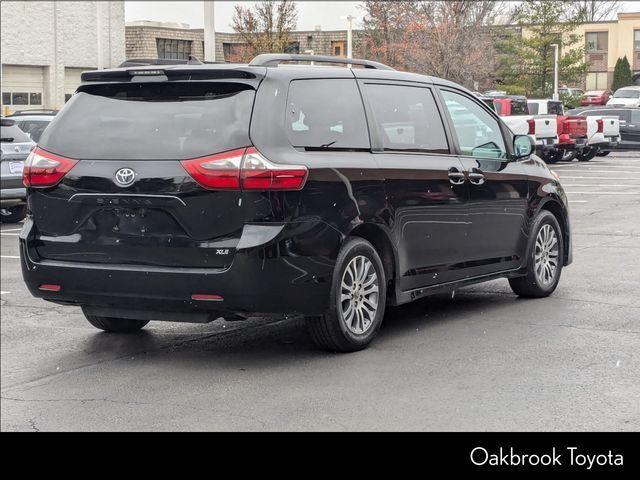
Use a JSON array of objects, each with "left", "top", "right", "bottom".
[
  {"left": 359, "top": 80, "right": 470, "bottom": 290},
  {"left": 439, "top": 88, "right": 529, "bottom": 277},
  {"left": 32, "top": 78, "right": 260, "bottom": 268}
]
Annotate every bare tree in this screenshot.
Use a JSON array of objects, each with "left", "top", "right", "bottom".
[
  {"left": 231, "top": 1, "right": 298, "bottom": 62},
  {"left": 570, "top": 0, "right": 621, "bottom": 22}
]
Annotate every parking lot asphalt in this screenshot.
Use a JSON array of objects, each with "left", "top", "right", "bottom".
[{"left": 1, "top": 152, "right": 639, "bottom": 431}]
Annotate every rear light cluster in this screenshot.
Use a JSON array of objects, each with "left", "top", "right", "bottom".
[
  {"left": 527, "top": 118, "right": 536, "bottom": 135},
  {"left": 23, "top": 147, "right": 78, "bottom": 188},
  {"left": 181, "top": 147, "right": 308, "bottom": 192},
  {"left": 596, "top": 119, "right": 604, "bottom": 133}
]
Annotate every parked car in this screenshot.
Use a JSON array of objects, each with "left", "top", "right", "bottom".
[
  {"left": 566, "top": 107, "right": 620, "bottom": 160},
  {"left": 606, "top": 86, "right": 640, "bottom": 108},
  {"left": 7, "top": 109, "right": 57, "bottom": 143},
  {"left": 572, "top": 107, "right": 640, "bottom": 152},
  {"left": 544, "top": 115, "right": 589, "bottom": 163},
  {"left": 1, "top": 118, "right": 35, "bottom": 222},
  {"left": 20, "top": 54, "right": 572, "bottom": 352},
  {"left": 494, "top": 97, "right": 559, "bottom": 160},
  {"left": 559, "top": 87, "right": 584, "bottom": 98},
  {"left": 580, "top": 90, "right": 612, "bottom": 106}
]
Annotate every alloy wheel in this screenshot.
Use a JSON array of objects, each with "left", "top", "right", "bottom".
[
  {"left": 340, "top": 255, "right": 379, "bottom": 335},
  {"left": 534, "top": 224, "right": 559, "bottom": 286}
]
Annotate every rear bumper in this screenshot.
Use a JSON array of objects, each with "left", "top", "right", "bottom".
[
  {"left": 0, "top": 187, "right": 27, "bottom": 205},
  {"left": 20, "top": 218, "right": 340, "bottom": 319}
]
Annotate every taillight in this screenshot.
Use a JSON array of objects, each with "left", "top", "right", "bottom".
[
  {"left": 596, "top": 119, "right": 604, "bottom": 133},
  {"left": 180, "top": 148, "right": 245, "bottom": 190},
  {"left": 527, "top": 119, "right": 535, "bottom": 135},
  {"left": 181, "top": 147, "right": 308, "bottom": 192},
  {"left": 240, "top": 147, "right": 307, "bottom": 191},
  {"left": 23, "top": 147, "right": 78, "bottom": 188}
]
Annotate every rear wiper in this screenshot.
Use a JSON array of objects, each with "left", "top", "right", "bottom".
[
  {"left": 318, "top": 141, "right": 336, "bottom": 148},
  {"left": 0, "top": 138, "right": 14, "bottom": 143}
]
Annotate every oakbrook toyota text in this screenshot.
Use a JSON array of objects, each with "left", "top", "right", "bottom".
[{"left": 470, "top": 446, "right": 624, "bottom": 470}]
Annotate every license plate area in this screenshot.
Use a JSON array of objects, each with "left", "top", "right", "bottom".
[{"left": 9, "top": 161, "right": 24, "bottom": 175}]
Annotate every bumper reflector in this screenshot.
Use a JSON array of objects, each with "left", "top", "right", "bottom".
[
  {"left": 39, "top": 284, "right": 61, "bottom": 292},
  {"left": 191, "top": 294, "right": 224, "bottom": 302}
]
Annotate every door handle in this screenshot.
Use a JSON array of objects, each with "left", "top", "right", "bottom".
[
  {"left": 448, "top": 167, "right": 465, "bottom": 185},
  {"left": 468, "top": 168, "right": 486, "bottom": 185}
]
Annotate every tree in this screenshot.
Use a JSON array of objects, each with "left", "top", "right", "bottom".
[
  {"left": 570, "top": 1, "right": 621, "bottom": 22},
  {"left": 611, "top": 56, "right": 634, "bottom": 92},
  {"left": 231, "top": 1, "right": 298, "bottom": 62},
  {"left": 360, "top": 1, "right": 500, "bottom": 87},
  {"left": 495, "top": 0, "right": 588, "bottom": 97}
]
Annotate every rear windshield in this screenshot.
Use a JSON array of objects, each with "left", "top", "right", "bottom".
[
  {"left": 1, "top": 124, "right": 32, "bottom": 143},
  {"left": 613, "top": 89, "right": 640, "bottom": 99},
  {"left": 548, "top": 102, "right": 564, "bottom": 115},
  {"left": 527, "top": 102, "right": 539, "bottom": 115},
  {"left": 39, "top": 82, "right": 255, "bottom": 160},
  {"left": 17, "top": 120, "right": 50, "bottom": 143}
]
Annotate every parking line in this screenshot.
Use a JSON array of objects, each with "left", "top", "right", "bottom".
[
  {"left": 0, "top": 291, "right": 10, "bottom": 295},
  {"left": 566, "top": 191, "right": 639, "bottom": 195},
  {"left": 0, "top": 233, "right": 19, "bottom": 236},
  {"left": 562, "top": 184, "right": 640, "bottom": 187},
  {"left": 1, "top": 255, "right": 20, "bottom": 259},
  {"left": 557, "top": 176, "right": 639, "bottom": 180}
]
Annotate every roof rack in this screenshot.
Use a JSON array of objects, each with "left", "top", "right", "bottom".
[
  {"left": 6, "top": 109, "right": 58, "bottom": 116},
  {"left": 248, "top": 54, "right": 394, "bottom": 71},
  {"left": 118, "top": 56, "right": 203, "bottom": 68}
]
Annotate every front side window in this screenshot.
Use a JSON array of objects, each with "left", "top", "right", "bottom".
[
  {"left": 286, "top": 79, "right": 370, "bottom": 150},
  {"left": 441, "top": 90, "right": 507, "bottom": 159},
  {"left": 364, "top": 83, "right": 448, "bottom": 154}
]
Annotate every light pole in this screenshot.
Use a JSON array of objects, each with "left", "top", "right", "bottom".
[
  {"left": 551, "top": 43, "right": 559, "bottom": 100},
  {"left": 204, "top": 1, "right": 216, "bottom": 62}
]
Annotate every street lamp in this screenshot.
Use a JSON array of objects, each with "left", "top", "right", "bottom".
[{"left": 551, "top": 43, "right": 559, "bottom": 100}]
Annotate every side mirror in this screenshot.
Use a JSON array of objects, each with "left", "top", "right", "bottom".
[{"left": 513, "top": 135, "right": 534, "bottom": 159}]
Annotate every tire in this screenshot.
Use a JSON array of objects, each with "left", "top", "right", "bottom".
[
  {"left": 577, "top": 147, "right": 597, "bottom": 162},
  {"left": 543, "top": 150, "right": 562, "bottom": 164},
  {"left": 306, "top": 237, "right": 387, "bottom": 352},
  {"left": 561, "top": 150, "right": 577, "bottom": 162},
  {"left": 509, "top": 210, "right": 564, "bottom": 298},
  {"left": 595, "top": 150, "right": 611, "bottom": 157},
  {"left": 82, "top": 308, "right": 149, "bottom": 333},
  {"left": 0, "top": 204, "right": 26, "bottom": 223}
]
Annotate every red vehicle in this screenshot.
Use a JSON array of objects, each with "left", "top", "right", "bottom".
[
  {"left": 580, "top": 90, "right": 612, "bottom": 106},
  {"left": 545, "top": 115, "right": 588, "bottom": 163},
  {"left": 491, "top": 96, "right": 529, "bottom": 116}
]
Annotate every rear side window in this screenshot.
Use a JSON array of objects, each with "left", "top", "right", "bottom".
[
  {"left": 286, "top": 79, "right": 370, "bottom": 150},
  {"left": 39, "top": 82, "right": 255, "bottom": 160},
  {"left": 364, "top": 84, "right": 448, "bottom": 153}
]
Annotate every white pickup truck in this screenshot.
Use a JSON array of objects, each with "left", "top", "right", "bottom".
[{"left": 482, "top": 96, "right": 559, "bottom": 158}]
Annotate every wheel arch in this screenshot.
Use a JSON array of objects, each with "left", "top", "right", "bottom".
[
  {"left": 346, "top": 223, "right": 398, "bottom": 302},
  {"left": 537, "top": 197, "right": 571, "bottom": 266}
]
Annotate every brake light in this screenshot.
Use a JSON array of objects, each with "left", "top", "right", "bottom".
[
  {"left": 180, "top": 148, "right": 245, "bottom": 190},
  {"left": 527, "top": 119, "right": 535, "bottom": 135},
  {"left": 240, "top": 147, "right": 308, "bottom": 191},
  {"left": 23, "top": 147, "right": 78, "bottom": 188},
  {"left": 596, "top": 119, "right": 604, "bottom": 133},
  {"left": 182, "top": 147, "right": 308, "bottom": 191}
]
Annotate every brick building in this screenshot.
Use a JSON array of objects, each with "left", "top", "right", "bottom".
[{"left": 125, "top": 21, "right": 362, "bottom": 63}]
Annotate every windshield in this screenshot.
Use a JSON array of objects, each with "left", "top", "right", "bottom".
[
  {"left": 39, "top": 82, "right": 255, "bottom": 160},
  {"left": 1, "top": 124, "right": 32, "bottom": 143},
  {"left": 613, "top": 89, "right": 640, "bottom": 99}
]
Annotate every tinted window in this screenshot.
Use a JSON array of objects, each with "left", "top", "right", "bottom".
[
  {"left": 17, "top": 120, "right": 50, "bottom": 143},
  {"left": 548, "top": 102, "right": 564, "bottom": 115},
  {"left": 364, "top": 84, "right": 448, "bottom": 154},
  {"left": 527, "top": 102, "right": 539, "bottom": 115},
  {"left": 39, "top": 82, "right": 255, "bottom": 160},
  {"left": 511, "top": 99, "right": 529, "bottom": 115},
  {"left": 441, "top": 90, "right": 507, "bottom": 159},
  {"left": 287, "top": 79, "right": 370, "bottom": 150},
  {"left": 1, "top": 123, "right": 32, "bottom": 143}
]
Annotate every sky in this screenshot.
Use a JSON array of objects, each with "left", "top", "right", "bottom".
[{"left": 125, "top": 1, "right": 363, "bottom": 32}]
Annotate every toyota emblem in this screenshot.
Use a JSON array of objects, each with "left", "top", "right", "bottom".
[{"left": 114, "top": 168, "right": 136, "bottom": 187}]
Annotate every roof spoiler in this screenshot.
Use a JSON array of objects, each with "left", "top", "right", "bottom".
[
  {"left": 118, "top": 56, "right": 203, "bottom": 68},
  {"left": 6, "top": 109, "right": 58, "bottom": 116},
  {"left": 249, "top": 54, "right": 394, "bottom": 70}
]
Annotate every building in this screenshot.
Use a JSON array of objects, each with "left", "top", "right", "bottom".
[
  {"left": 1, "top": 1, "right": 125, "bottom": 114},
  {"left": 125, "top": 21, "right": 359, "bottom": 63},
  {"left": 522, "top": 11, "right": 640, "bottom": 90}
]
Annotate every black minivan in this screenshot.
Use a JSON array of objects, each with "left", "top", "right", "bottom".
[{"left": 20, "top": 54, "right": 571, "bottom": 352}]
